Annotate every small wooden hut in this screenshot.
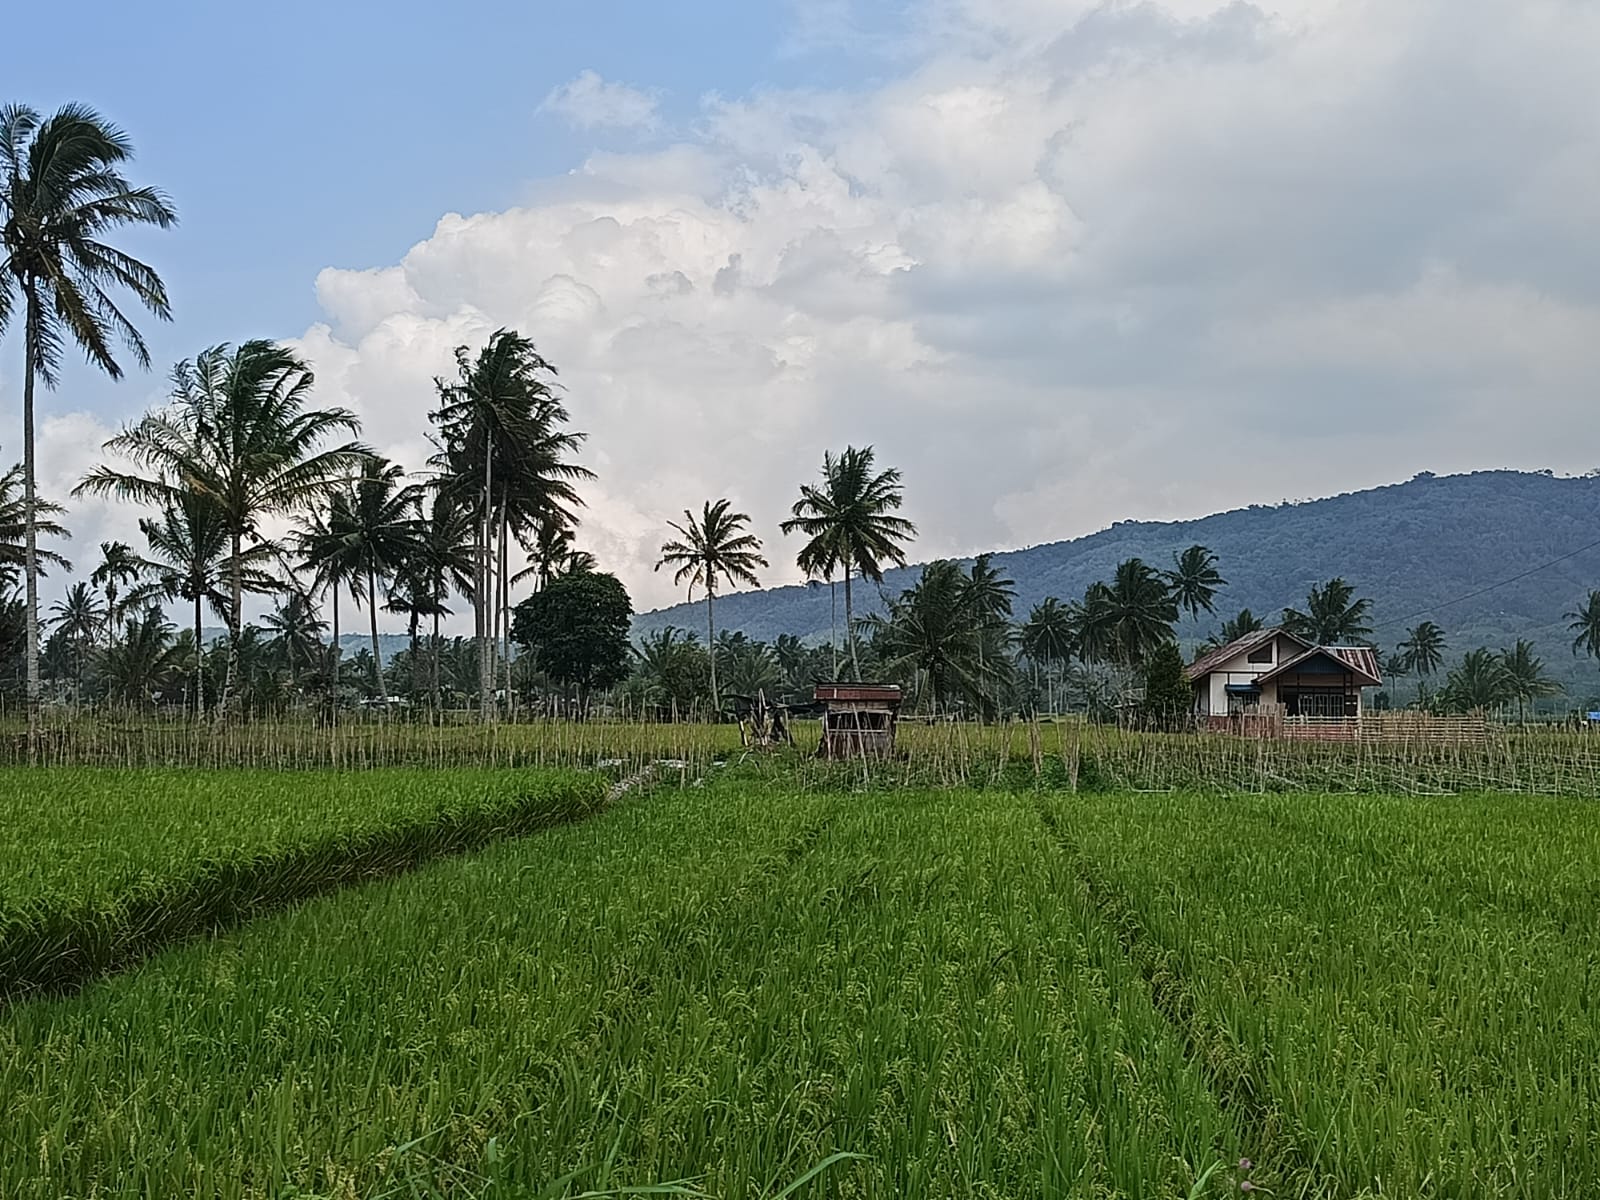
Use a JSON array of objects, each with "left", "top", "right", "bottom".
[{"left": 814, "top": 683, "right": 902, "bottom": 758}]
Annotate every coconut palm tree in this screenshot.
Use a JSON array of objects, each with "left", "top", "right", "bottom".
[
  {"left": 48, "top": 581, "right": 103, "bottom": 706},
  {"left": 1567, "top": 591, "right": 1600, "bottom": 669},
  {"left": 431, "top": 329, "right": 593, "bottom": 719},
  {"left": 1499, "top": 639, "right": 1560, "bottom": 722},
  {"left": 1398, "top": 620, "right": 1447, "bottom": 703},
  {"left": 405, "top": 491, "right": 477, "bottom": 713},
  {"left": 99, "top": 606, "right": 180, "bottom": 710},
  {"left": 867, "top": 560, "right": 992, "bottom": 715},
  {"left": 655, "top": 499, "right": 766, "bottom": 714},
  {"left": 1215, "top": 608, "right": 1264, "bottom": 647},
  {"left": 0, "top": 102, "right": 177, "bottom": 726},
  {"left": 1438, "top": 648, "right": 1513, "bottom": 715},
  {"left": 1282, "top": 578, "right": 1373, "bottom": 645},
  {"left": 781, "top": 446, "right": 917, "bottom": 681},
  {"left": 342, "top": 456, "right": 425, "bottom": 702},
  {"left": 262, "top": 589, "right": 327, "bottom": 693},
  {"left": 138, "top": 492, "right": 276, "bottom": 716},
  {"left": 1078, "top": 558, "right": 1179, "bottom": 670},
  {"left": 0, "top": 461, "right": 69, "bottom": 590},
  {"left": 90, "top": 540, "right": 151, "bottom": 645},
  {"left": 76, "top": 340, "right": 370, "bottom": 718},
  {"left": 1165, "top": 545, "right": 1226, "bottom": 619},
  {"left": 1019, "top": 597, "right": 1076, "bottom": 712}
]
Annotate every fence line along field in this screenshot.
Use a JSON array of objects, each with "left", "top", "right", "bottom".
[
  {"left": 11, "top": 714, "right": 1600, "bottom": 794},
  {"left": 0, "top": 767, "right": 604, "bottom": 1002},
  {"left": 3, "top": 773, "right": 1597, "bottom": 1197}
]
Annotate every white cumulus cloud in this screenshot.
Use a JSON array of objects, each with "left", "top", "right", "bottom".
[{"left": 540, "top": 70, "right": 662, "bottom": 132}]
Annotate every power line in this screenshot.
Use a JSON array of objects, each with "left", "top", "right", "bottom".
[{"left": 1372, "top": 534, "right": 1600, "bottom": 636}]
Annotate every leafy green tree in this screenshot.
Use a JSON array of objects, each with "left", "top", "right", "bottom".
[
  {"left": 0, "top": 102, "right": 176, "bottom": 725},
  {"left": 1140, "top": 640, "right": 1191, "bottom": 730},
  {"left": 1079, "top": 558, "right": 1179, "bottom": 670},
  {"left": 961, "top": 553, "right": 1016, "bottom": 710},
  {"left": 781, "top": 446, "right": 917, "bottom": 681},
  {"left": 77, "top": 340, "right": 370, "bottom": 718},
  {"left": 1166, "top": 545, "right": 1225, "bottom": 619},
  {"left": 1567, "top": 591, "right": 1600, "bottom": 669},
  {"left": 771, "top": 633, "right": 811, "bottom": 697},
  {"left": 714, "top": 631, "right": 782, "bottom": 701},
  {"left": 655, "top": 499, "right": 766, "bottom": 714},
  {"left": 511, "top": 569, "right": 632, "bottom": 715},
  {"left": 406, "top": 491, "right": 476, "bottom": 712},
  {"left": 261, "top": 590, "right": 327, "bottom": 691},
  {"left": 1282, "top": 578, "right": 1373, "bottom": 645}
]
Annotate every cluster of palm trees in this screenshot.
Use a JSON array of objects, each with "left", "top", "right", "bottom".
[
  {"left": 655, "top": 446, "right": 919, "bottom": 708},
  {"left": 45, "top": 331, "right": 589, "bottom": 720}
]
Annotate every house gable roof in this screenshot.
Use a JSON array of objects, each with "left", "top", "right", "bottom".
[
  {"left": 1185, "top": 627, "right": 1311, "bottom": 682},
  {"left": 1256, "top": 645, "right": 1383, "bottom": 688}
]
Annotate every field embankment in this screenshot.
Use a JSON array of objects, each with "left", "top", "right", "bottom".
[{"left": 0, "top": 767, "right": 605, "bottom": 1003}]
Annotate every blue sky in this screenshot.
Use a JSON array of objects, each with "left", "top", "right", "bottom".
[
  {"left": 6, "top": 1, "right": 860, "bottom": 413},
  {"left": 11, "top": 0, "right": 1600, "bottom": 618}
]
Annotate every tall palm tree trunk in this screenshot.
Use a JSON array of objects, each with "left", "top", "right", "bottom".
[
  {"left": 22, "top": 292, "right": 41, "bottom": 741},
  {"left": 193, "top": 594, "right": 204, "bottom": 718},
  {"left": 706, "top": 588, "right": 718, "bottom": 716},
  {"left": 367, "top": 565, "right": 384, "bottom": 704},
  {"left": 830, "top": 578, "right": 838, "bottom": 680},
  {"left": 500, "top": 512, "right": 513, "bottom": 719},
  {"left": 408, "top": 607, "right": 421, "bottom": 702},
  {"left": 431, "top": 608, "right": 442, "bottom": 717},
  {"left": 329, "top": 584, "right": 340, "bottom": 725},
  {"left": 478, "top": 446, "right": 494, "bottom": 722},
  {"left": 844, "top": 564, "right": 861, "bottom": 680},
  {"left": 215, "top": 533, "right": 244, "bottom": 725}
]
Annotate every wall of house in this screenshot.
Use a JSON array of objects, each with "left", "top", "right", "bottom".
[{"left": 1198, "top": 635, "right": 1298, "bottom": 713}]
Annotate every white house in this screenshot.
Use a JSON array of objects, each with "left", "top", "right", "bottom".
[{"left": 1187, "top": 627, "right": 1382, "bottom": 722}]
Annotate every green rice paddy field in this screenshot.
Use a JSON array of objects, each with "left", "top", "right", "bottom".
[{"left": 1, "top": 767, "right": 1596, "bottom": 1198}]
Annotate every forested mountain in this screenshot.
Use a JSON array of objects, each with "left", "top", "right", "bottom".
[{"left": 635, "top": 470, "right": 1600, "bottom": 700}]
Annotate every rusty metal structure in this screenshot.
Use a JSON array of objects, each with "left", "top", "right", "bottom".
[{"left": 814, "top": 683, "right": 902, "bottom": 758}]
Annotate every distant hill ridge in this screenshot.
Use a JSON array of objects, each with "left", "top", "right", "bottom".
[{"left": 633, "top": 470, "right": 1600, "bottom": 699}]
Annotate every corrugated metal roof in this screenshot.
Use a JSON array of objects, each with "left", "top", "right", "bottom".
[
  {"left": 1184, "top": 627, "right": 1310, "bottom": 681},
  {"left": 814, "top": 683, "right": 902, "bottom": 704},
  {"left": 1257, "top": 645, "right": 1383, "bottom": 687}
]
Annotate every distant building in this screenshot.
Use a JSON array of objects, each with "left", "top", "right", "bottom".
[
  {"left": 814, "top": 683, "right": 902, "bottom": 757},
  {"left": 1187, "top": 627, "right": 1382, "bottom": 726}
]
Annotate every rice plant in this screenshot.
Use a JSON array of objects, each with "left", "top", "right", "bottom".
[{"left": 0, "top": 767, "right": 604, "bottom": 1001}]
